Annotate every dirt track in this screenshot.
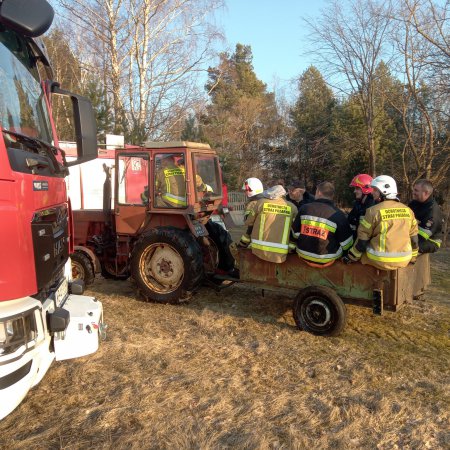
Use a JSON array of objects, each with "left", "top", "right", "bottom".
[{"left": 1, "top": 251, "right": 449, "bottom": 449}]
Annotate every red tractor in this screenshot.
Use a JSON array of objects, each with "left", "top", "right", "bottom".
[{"left": 69, "top": 141, "right": 236, "bottom": 303}]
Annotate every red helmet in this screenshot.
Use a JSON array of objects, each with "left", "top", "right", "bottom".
[{"left": 349, "top": 174, "right": 373, "bottom": 195}]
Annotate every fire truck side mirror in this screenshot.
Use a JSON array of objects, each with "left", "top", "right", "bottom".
[
  {"left": 51, "top": 84, "right": 98, "bottom": 167},
  {"left": 0, "top": 0, "right": 54, "bottom": 37}
]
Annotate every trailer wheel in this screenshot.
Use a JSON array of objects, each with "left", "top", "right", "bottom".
[
  {"left": 71, "top": 251, "right": 95, "bottom": 285},
  {"left": 131, "top": 227, "right": 204, "bottom": 304},
  {"left": 293, "top": 286, "right": 346, "bottom": 337}
]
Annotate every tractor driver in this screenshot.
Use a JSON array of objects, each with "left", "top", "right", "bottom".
[{"left": 155, "top": 153, "right": 187, "bottom": 208}]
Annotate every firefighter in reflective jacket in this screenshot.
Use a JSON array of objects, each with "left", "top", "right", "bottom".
[
  {"left": 408, "top": 179, "right": 442, "bottom": 253},
  {"left": 155, "top": 154, "right": 187, "bottom": 208},
  {"left": 242, "top": 177, "right": 265, "bottom": 222},
  {"left": 346, "top": 175, "right": 419, "bottom": 270},
  {"left": 239, "top": 185, "right": 297, "bottom": 263},
  {"left": 293, "top": 181, "right": 353, "bottom": 267}
]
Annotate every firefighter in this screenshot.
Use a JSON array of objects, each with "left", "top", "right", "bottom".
[
  {"left": 293, "top": 181, "right": 353, "bottom": 267},
  {"left": 286, "top": 179, "right": 315, "bottom": 209},
  {"left": 347, "top": 173, "right": 376, "bottom": 239},
  {"left": 346, "top": 175, "right": 419, "bottom": 270},
  {"left": 238, "top": 185, "right": 298, "bottom": 263},
  {"left": 241, "top": 177, "right": 265, "bottom": 226},
  {"left": 155, "top": 153, "right": 187, "bottom": 208},
  {"left": 408, "top": 179, "right": 442, "bottom": 253}
]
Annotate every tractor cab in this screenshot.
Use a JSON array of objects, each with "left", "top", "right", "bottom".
[{"left": 113, "top": 141, "right": 223, "bottom": 236}]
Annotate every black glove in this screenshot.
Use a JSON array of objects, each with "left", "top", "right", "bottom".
[{"left": 342, "top": 256, "right": 353, "bottom": 265}]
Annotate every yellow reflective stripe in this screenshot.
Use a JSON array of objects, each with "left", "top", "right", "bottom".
[
  {"left": 252, "top": 240, "right": 288, "bottom": 254},
  {"left": 366, "top": 253, "right": 412, "bottom": 263},
  {"left": 259, "top": 213, "right": 266, "bottom": 241},
  {"left": 412, "top": 249, "right": 419, "bottom": 257},
  {"left": 429, "top": 238, "right": 441, "bottom": 248},
  {"left": 340, "top": 236, "right": 353, "bottom": 250},
  {"left": 301, "top": 219, "right": 335, "bottom": 232},
  {"left": 350, "top": 246, "right": 362, "bottom": 258},
  {"left": 162, "top": 193, "right": 187, "bottom": 206},
  {"left": 296, "top": 249, "right": 339, "bottom": 264},
  {"left": 366, "top": 247, "right": 412, "bottom": 262},
  {"left": 380, "top": 221, "right": 387, "bottom": 252},
  {"left": 288, "top": 242, "right": 296, "bottom": 250},
  {"left": 360, "top": 218, "right": 371, "bottom": 229},
  {"left": 240, "top": 234, "right": 251, "bottom": 243},
  {"left": 165, "top": 177, "right": 170, "bottom": 193},
  {"left": 418, "top": 227, "right": 432, "bottom": 240},
  {"left": 281, "top": 217, "right": 290, "bottom": 244}
]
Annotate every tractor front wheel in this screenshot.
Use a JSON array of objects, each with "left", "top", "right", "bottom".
[{"left": 71, "top": 251, "right": 95, "bottom": 285}]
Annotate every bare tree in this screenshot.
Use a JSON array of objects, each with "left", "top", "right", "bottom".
[
  {"left": 388, "top": 0, "right": 450, "bottom": 193},
  {"left": 305, "top": 0, "right": 394, "bottom": 175},
  {"left": 58, "top": 0, "right": 223, "bottom": 142}
]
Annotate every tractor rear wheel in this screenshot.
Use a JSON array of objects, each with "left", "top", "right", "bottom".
[
  {"left": 293, "top": 286, "right": 346, "bottom": 337},
  {"left": 131, "top": 227, "right": 203, "bottom": 304},
  {"left": 71, "top": 251, "right": 95, "bottom": 286}
]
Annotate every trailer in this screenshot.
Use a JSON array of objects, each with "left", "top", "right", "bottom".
[{"left": 237, "top": 249, "right": 431, "bottom": 336}]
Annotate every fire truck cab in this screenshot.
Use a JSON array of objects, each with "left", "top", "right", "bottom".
[{"left": 0, "top": 0, "right": 104, "bottom": 420}]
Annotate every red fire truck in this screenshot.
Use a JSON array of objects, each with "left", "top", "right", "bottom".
[{"left": 0, "top": 0, "right": 104, "bottom": 419}]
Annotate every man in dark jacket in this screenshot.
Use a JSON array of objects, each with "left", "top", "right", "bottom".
[
  {"left": 286, "top": 179, "right": 315, "bottom": 209},
  {"left": 409, "top": 179, "right": 442, "bottom": 253},
  {"left": 293, "top": 181, "right": 353, "bottom": 267}
]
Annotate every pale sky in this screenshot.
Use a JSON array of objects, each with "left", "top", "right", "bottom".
[{"left": 217, "top": 0, "right": 328, "bottom": 93}]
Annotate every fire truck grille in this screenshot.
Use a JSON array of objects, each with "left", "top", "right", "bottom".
[{"left": 31, "top": 205, "right": 69, "bottom": 291}]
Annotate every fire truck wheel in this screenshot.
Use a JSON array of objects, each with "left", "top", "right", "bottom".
[
  {"left": 71, "top": 251, "right": 95, "bottom": 286},
  {"left": 131, "top": 227, "right": 204, "bottom": 304},
  {"left": 293, "top": 286, "right": 346, "bottom": 337}
]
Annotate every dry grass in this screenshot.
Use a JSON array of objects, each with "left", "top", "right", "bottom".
[{"left": 1, "top": 250, "right": 449, "bottom": 450}]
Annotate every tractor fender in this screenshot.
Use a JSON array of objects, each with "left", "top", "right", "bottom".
[{"left": 74, "top": 245, "right": 101, "bottom": 274}]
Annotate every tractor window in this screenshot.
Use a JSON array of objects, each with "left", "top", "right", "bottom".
[
  {"left": 153, "top": 153, "right": 187, "bottom": 208},
  {"left": 193, "top": 154, "right": 222, "bottom": 201},
  {"left": 117, "top": 154, "right": 149, "bottom": 205}
]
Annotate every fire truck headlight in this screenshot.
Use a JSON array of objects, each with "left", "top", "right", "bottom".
[{"left": 0, "top": 313, "right": 37, "bottom": 357}]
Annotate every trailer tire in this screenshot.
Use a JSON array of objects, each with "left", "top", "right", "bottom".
[
  {"left": 131, "top": 227, "right": 204, "bottom": 304},
  {"left": 71, "top": 251, "right": 95, "bottom": 286},
  {"left": 293, "top": 286, "right": 346, "bottom": 337}
]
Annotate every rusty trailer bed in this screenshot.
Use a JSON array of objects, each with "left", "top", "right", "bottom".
[{"left": 238, "top": 250, "right": 430, "bottom": 312}]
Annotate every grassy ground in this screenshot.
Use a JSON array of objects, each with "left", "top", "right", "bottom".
[{"left": 1, "top": 250, "right": 449, "bottom": 449}]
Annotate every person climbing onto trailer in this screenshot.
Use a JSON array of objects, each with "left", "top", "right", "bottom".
[{"left": 346, "top": 175, "right": 419, "bottom": 270}]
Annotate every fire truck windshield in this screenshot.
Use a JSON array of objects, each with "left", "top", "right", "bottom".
[{"left": 0, "top": 27, "right": 52, "bottom": 144}]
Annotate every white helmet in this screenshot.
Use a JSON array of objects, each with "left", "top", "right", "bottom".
[
  {"left": 242, "top": 177, "right": 263, "bottom": 198},
  {"left": 371, "top": 175, "right": 398, "bottom": 200}
]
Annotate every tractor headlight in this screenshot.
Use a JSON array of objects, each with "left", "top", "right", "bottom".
[{"left": 0, "top": 312, "right": 38, "bottom": 357}]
